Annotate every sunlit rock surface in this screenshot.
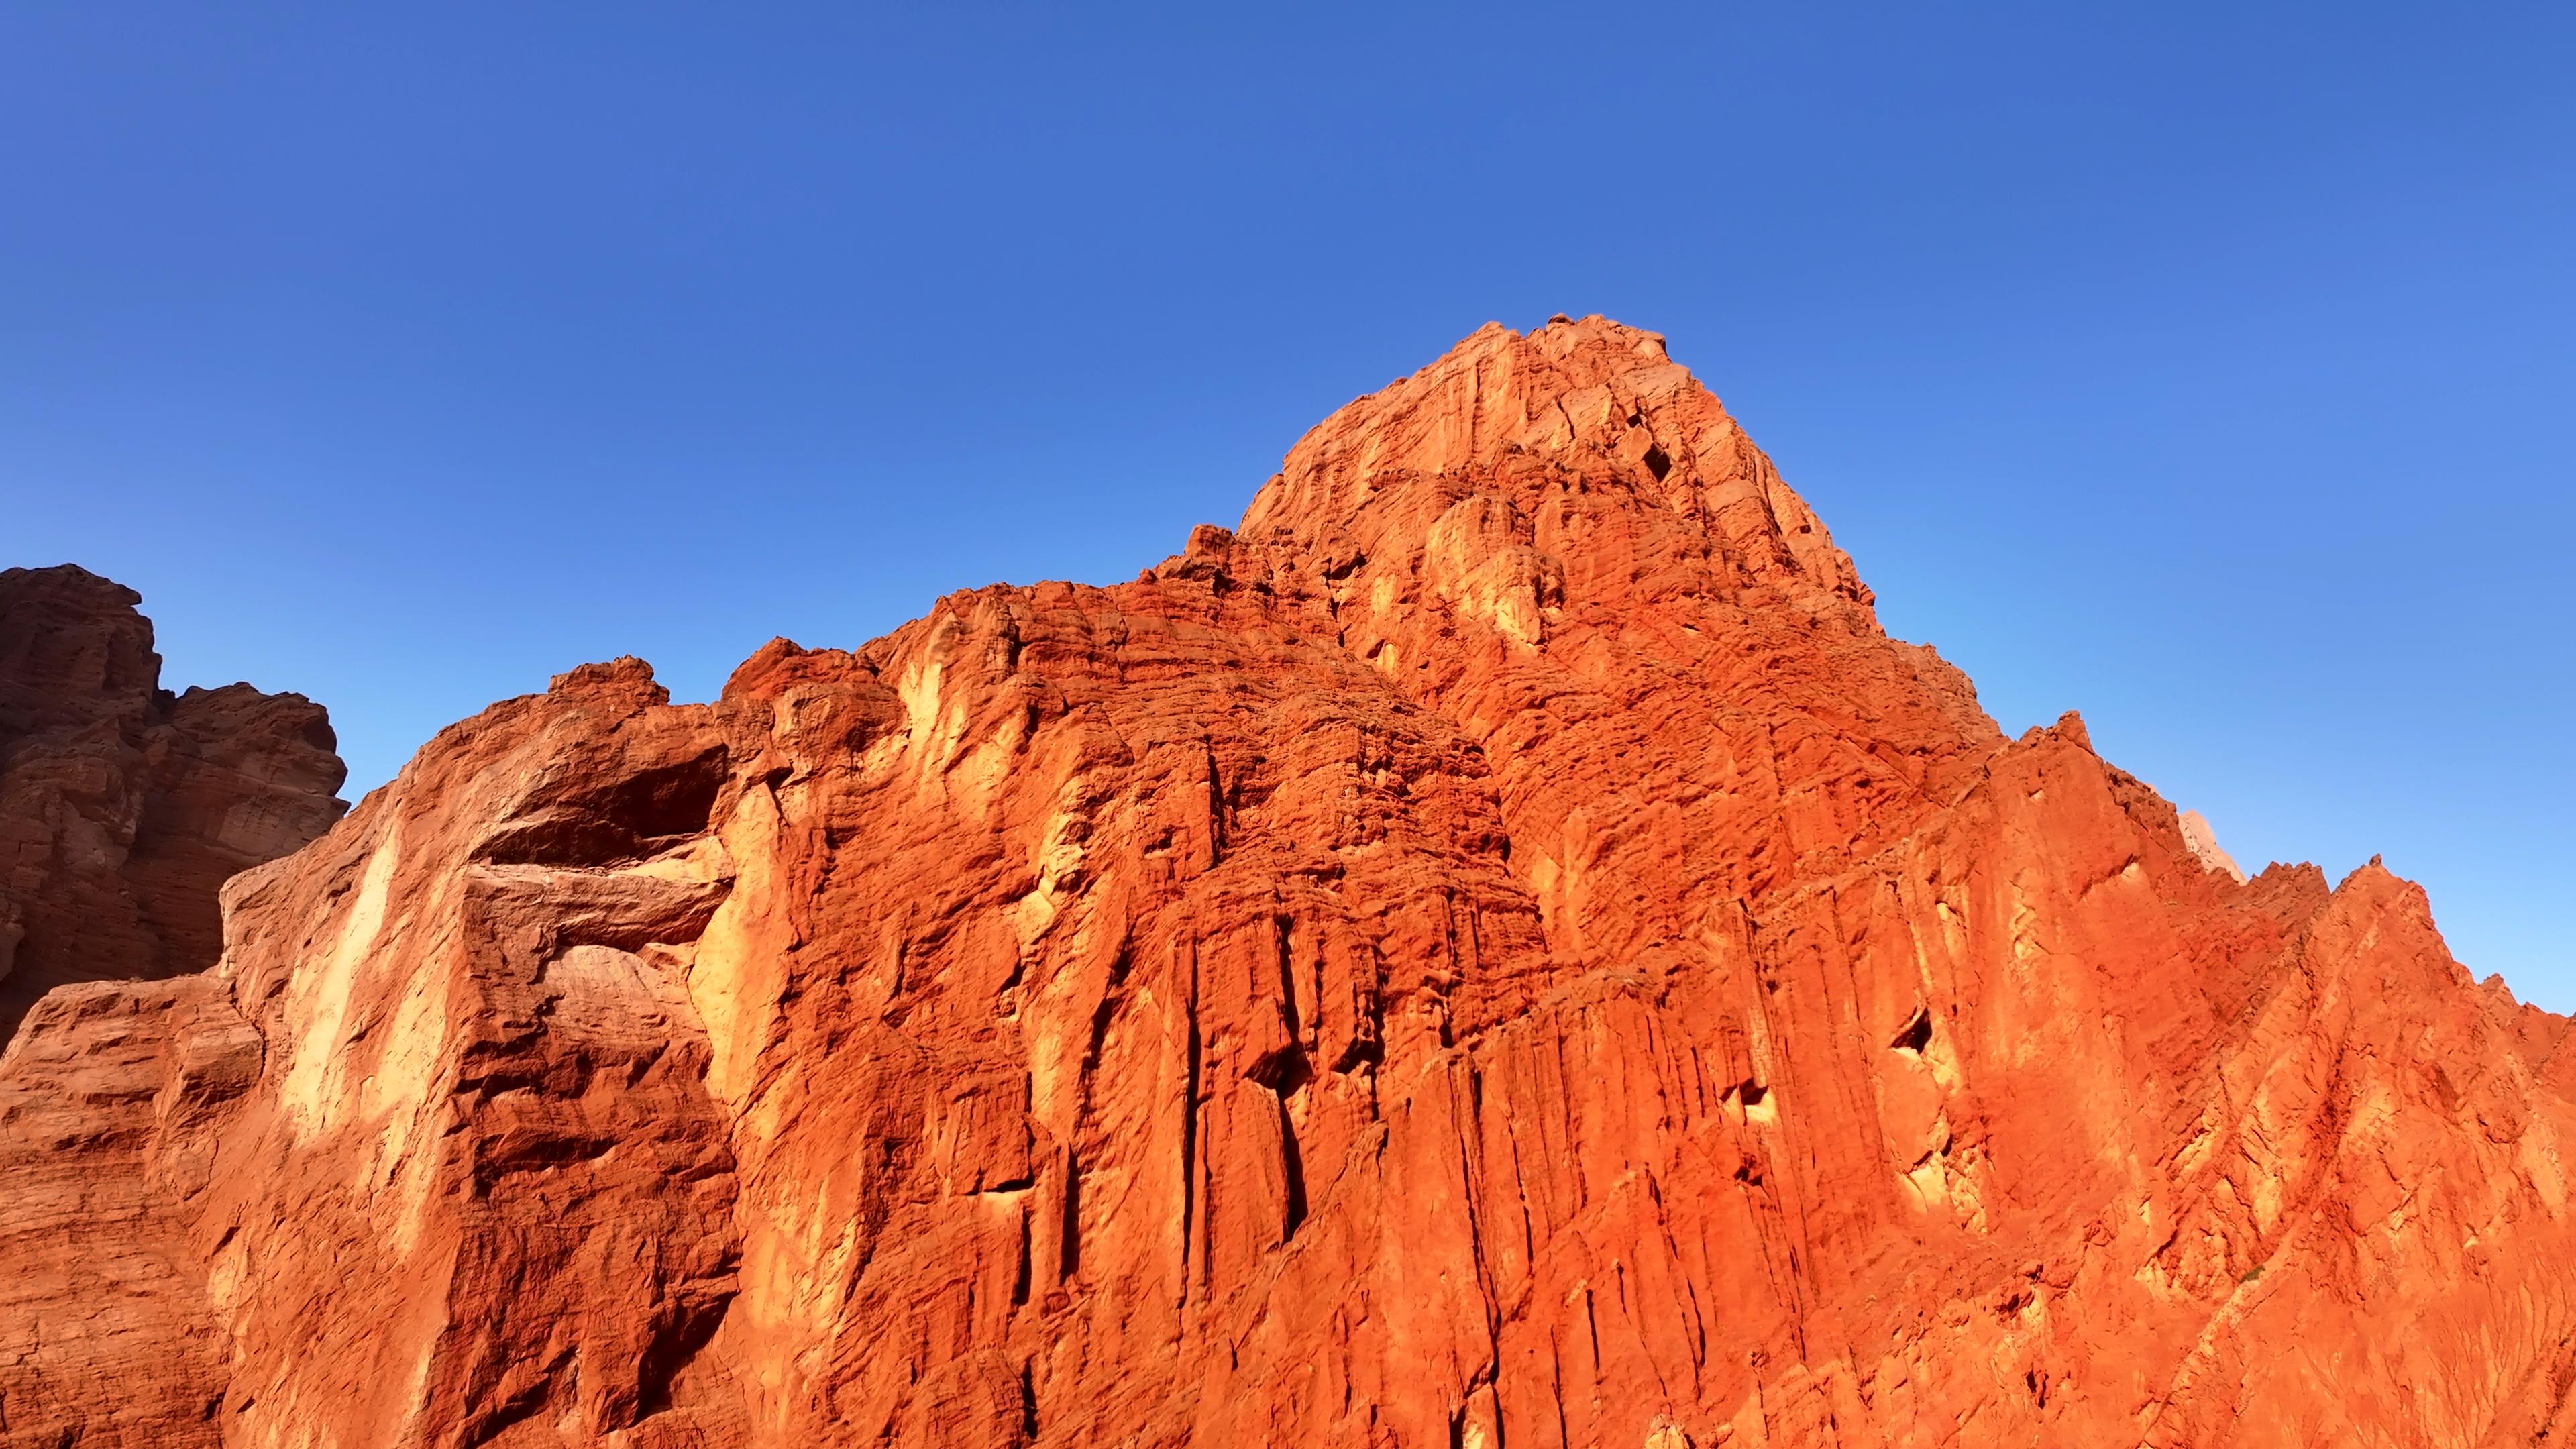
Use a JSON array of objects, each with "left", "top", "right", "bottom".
[{"left": 5, "top": 321, "right": 2568, "bottom": 1448}]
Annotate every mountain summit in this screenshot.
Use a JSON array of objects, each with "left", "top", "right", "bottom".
[{"left": 4, "top": 318, "right": 2566, "bottom": 1448}]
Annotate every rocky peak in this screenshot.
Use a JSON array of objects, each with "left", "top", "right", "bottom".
[
  {"left": 0, "top": 325, "right": 2564, "bottom": 1448},
  {"left": 0, "top": 564, "right": 164, "bottom": 739},
  {"left": 1239, "top": 315, "right": 1872, "bottom": 639},
  {"left": 0, "top": 564, "right": 347, "bottom": 1040},
  {"left": 2179, "top": 807, "right": 2250, "bottom": 882}
]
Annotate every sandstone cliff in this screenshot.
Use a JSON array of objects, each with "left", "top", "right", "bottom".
[
  {"left": 4, "top": 320, "right": 2570, "bottom": 1448},
  {"left": 0, "top": 564, "right": 347, "bottom": 1041}
]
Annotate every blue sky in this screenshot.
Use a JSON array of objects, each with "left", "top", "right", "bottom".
[{"left": 5, "top": 5, "right": 2570, "bottom": 1004}]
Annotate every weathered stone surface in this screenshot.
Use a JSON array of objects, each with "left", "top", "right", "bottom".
[
  {"left": 4, "top": 319, "right": 2569, "bottom": 1448},
  {"left": 0, "top": 565, "right": 348, "bottom": 1040},
  {"left": 2178, "top": 807, "right": 2249, "bottom": 883}
]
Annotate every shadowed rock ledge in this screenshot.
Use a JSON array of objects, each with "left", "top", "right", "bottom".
[{"left": 0, "top": 564, "right": 348, "bottom": 1041}]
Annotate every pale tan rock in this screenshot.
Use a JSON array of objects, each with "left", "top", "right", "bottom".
[{"left": 2178, "top": 808, "right": 2249, "bottom": 882}]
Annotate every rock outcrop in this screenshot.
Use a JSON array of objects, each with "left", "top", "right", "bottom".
[
  {"left": 2178, "top": 808, "right": 2249, "bottom": 883},
  {"left": 0, "top": 565, "right": 348, "bottom": 1041},
  {"left": 5, "top": 319, "right": 2570, "bottom": 1448}
]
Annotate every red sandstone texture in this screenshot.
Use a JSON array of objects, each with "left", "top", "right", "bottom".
[
  {"left": 0, "top": 564, "right": 347, "bottom": 1040},
  {"left": 5, "top": 319, "right": 2571, "bottom": 1448}
]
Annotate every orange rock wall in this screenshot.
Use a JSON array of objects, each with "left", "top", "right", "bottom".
[{"left": 4, "top": 321, "right": 2571, "bottom": 1448}]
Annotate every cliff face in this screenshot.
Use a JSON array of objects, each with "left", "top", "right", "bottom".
[
  {"left": 5, "top": 319, "right": 2573, "bottom": 1449},
  {"left": 0, "top": 565, "right": 348, "bottom": 1040}
]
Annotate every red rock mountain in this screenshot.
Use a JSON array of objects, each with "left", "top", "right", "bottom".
[
  {"left": 0, "top": 564, "right": 347, "bottom": 1040},
  {"left": 5, "top": 319, "right": 2571, "bottom": 1448}
]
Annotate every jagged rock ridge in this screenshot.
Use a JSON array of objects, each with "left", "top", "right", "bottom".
[{"left": 3, "top": 319, "right": 2571, "bottom": 1448}]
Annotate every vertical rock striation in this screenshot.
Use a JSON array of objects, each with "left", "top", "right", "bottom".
[{"left": 3, "top": 321, "right": 2569, "bottom": 1448}]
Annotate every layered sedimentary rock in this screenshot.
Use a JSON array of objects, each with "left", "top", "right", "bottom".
[
  {"left": 0, "top": 565, "right": 347, "bottom": 1040},
  {"left": 5, "top": 319, "right": 2571, "bottom": 1448}
]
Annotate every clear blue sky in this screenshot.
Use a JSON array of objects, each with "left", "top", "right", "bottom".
[{"left": 5, "top": 5, "right": 2570, "bottom": 1004}]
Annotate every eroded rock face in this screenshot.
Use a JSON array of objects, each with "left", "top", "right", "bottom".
[
  {"left": 0, "top": 565, "right": 348, "bottom": 1041},
  {"left": 5, "top": 319, "right": 2572, "bottom": 1448},
  {"left": 2178, "top": 808, "right": 2249, "bottom": 883}
]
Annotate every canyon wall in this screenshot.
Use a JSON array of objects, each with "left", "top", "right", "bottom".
[{"left": 3, "top": 321, "right": 2569, "bottom": 1448}]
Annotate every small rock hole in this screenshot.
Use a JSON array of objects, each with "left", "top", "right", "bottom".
[
  {"left": 1891, "top": 1007, "right": 1933, "bottom": 1055},
  {"left": 1642, "top": 444, "right": 1672, "bottom": 481}
]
